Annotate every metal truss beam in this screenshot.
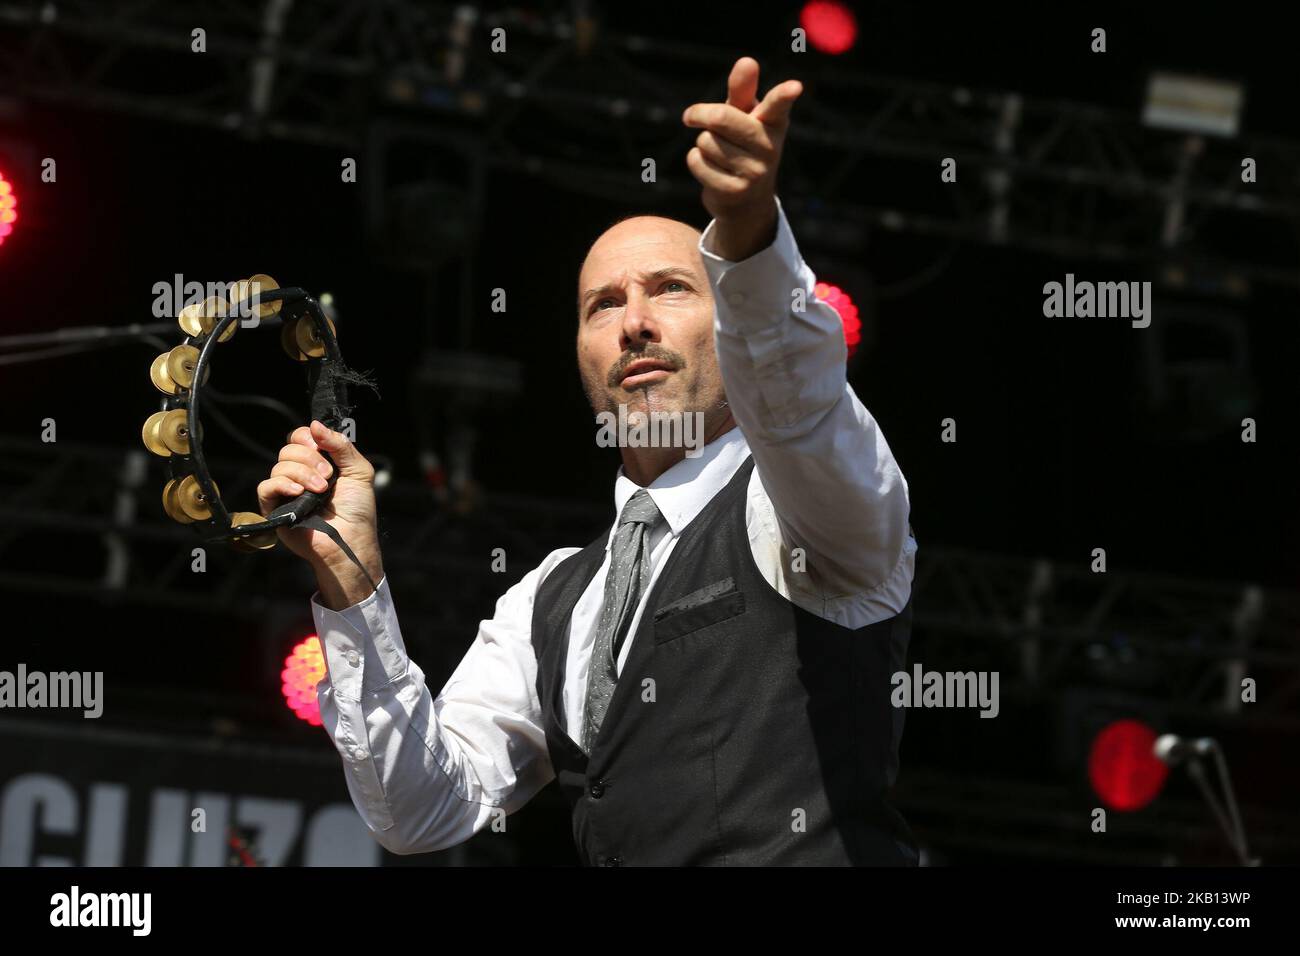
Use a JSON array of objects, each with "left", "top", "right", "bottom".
[
  {"left": 1, "top": 435, "right": 1296, "bottom": 706},
  {"left": 2, "top": 1, "right": 1299, "bottom": 286}
]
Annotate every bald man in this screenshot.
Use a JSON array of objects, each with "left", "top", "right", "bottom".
[{"left": 260, "top": 58, "right": 918, "bottom": 865}]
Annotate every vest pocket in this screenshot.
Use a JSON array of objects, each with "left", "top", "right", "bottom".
[{"left": 653, "top": 590, "right": 746, "bottom": 643}]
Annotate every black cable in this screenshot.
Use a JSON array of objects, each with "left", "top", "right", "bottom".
[
  {"left": 874, "top": 184, "right": 971, "bottom": 300},
  {"left": 0, "top": 341, "right": 112, "bottom": 366},
  {"left": 0, "top": 322, "right": 177, "bottom": 350},
  {"left": 204, "top": 385, "right": 301, "bottom": 427},
  {"left": 875, "top": 241, "right": 961, "bottom": 299},
  {"left": 0, "top": 329, "right": 179, "bottom": 365},
  {"left": 200, "top": 398, "right": 281, "bottom": 464}
]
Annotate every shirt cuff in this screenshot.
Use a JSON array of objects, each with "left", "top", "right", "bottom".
[
  {"left": 310, "top": 575, "right": 411, "bottom": 702},
  {"left": 698, "top": 195, "right": 807, "bottom": 333}
]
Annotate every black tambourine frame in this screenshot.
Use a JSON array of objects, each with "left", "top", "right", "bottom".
[{"left": 164, "top": 288, "right": 352, "bottom": 545}]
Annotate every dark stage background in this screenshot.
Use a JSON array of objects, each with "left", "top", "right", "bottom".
[{"left": 0, "top": 1, "right": 1297, "bottom": 866}]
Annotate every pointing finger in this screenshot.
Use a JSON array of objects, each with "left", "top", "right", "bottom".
[
  {"left": 725, "top": 56, "right": 760, "bottom": 113},
  {"left": 754, "top": 79, "right": 804, "bottom": 127}
]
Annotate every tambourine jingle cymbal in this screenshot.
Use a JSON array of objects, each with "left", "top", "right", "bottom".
[
  {"left": 294, "top": 316, "right": 336, "bottom": 359},
  {"left": 280, "top": 316, "right": 308, "bottom": 361},
  {"left": 157, "top": 408, "right": 192, "bottom": 455},
  {"left": 142, "top": 410, "right": 172, "bottom": 457},
  {"left": 228, "top": 511, "right": 278, "bottom": 551},
  {"left": 165, "top": 344, "right": 208, "bottom": 389},
  {"left": 176, "top": 474, "right": 218, "bottom": 521},
  {"left": 161, "top": 478, "right": 195, "bottom": 524},
  {"left": 150, "top": 353, "right": 178, "bottom": 395}
]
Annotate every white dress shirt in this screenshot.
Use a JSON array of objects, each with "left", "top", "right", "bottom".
[{"left": 311, "top": 196, "right": 917, "bottom": 854}]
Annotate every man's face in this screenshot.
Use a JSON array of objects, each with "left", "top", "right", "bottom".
[{"left": 576, "top": 216, "right": 724, "bottom": 420}]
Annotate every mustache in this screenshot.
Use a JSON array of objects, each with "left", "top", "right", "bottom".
[{"left": 606, "top": 344, "right": 686, "bottom": 388}]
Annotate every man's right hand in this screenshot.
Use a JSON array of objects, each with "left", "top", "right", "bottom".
[{"left": 257, "top": 420, "right": 384, "bottom": 608}]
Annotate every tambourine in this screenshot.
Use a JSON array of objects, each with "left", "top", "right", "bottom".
[{"left": 142, "top": 275, "right": 378, "bottom": 586}]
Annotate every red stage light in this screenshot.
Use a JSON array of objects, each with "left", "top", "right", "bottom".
[
  {"left": 282, "top": 636, "right": 327, "bottom": 727},
  {"left": 800, "top": 1, "right": 858, "bottom": 55},
  {"left": 814, "top": 281, "right": 862, "bottom": 358},
  {"left": 1088, "top": 718, "right": 1169, "bottom": 811},
  {"left": 0, "top": 171, "right": 17, "bottom": 246}
]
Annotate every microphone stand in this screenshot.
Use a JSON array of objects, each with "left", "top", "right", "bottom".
[{"left": 1182, "top": 742, "right": 1258, "bottom": 866}]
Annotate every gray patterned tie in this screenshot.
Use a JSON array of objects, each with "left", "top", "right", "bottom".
[{"left": 581, "top": 489, "right": 664, "bottom": 754}]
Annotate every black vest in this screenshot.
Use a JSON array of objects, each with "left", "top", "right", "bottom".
[{"left": 530, "top": 456, "right": 917, "bottom": 865}]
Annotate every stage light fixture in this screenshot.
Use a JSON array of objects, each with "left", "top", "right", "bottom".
[
  {"left": 1088, "top": 718, "right": 1169, "bottom": 811},
  {"left": 814, "top": 281, "right": 862, "bottom": 358},
  {"left": 1142, "top": 72, "right": 1243, "bottom": 138},
  {"left": 800, "top": 1, "right": 858, "bottom": 55},
  {"left": 282, "top": 636, "right": 327, "bottom": 727},
  {"left": 0, "top": 170, "right": 18, "bottom": 246}
]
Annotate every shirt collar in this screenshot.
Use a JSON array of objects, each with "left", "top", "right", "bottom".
[{"left": 611, "top": 425, "right": 750, "bottom": 539}]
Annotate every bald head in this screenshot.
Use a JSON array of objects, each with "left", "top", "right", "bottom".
[{"left": 578, "top": 215, "right": 703, "bottom": 318}]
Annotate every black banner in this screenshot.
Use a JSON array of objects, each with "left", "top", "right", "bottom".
[{"left": 0, "top": 717, "right": 380, "bottom": 867}]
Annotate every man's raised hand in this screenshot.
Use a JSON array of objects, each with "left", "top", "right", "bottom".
[{"left": 682, "top": 56, "right": 802, "bottom": 260}]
